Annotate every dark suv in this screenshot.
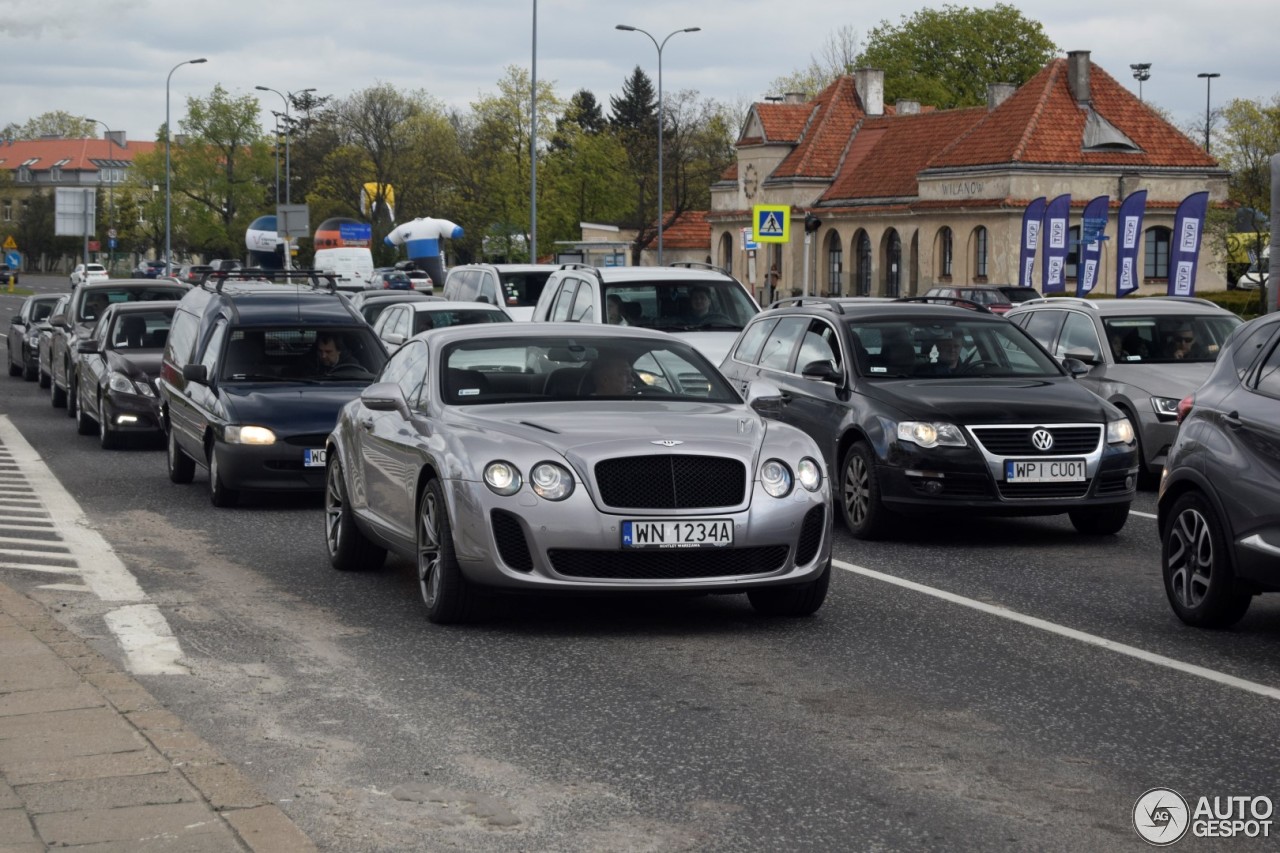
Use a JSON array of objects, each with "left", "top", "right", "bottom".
[
  {"left": 158, "top": 271, "right": 389, "bottom": 507},
  {"left": 719, "top": 297, "right": 1139, "bottom": 539},
  {"left": 1157, "top": 311, "right": 1280, "bottom": 628}
]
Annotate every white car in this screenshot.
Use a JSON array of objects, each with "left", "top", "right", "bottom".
[
  {"left": 370, "top": 300, "right": 511, "bottom": 352},
  {"left": 70, "top": 263, "right": 109, "bottom": 287}
]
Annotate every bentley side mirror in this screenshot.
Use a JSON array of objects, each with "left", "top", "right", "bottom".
[
  {"left": 360, "top": 382, "right": 412, "bottom": 419},
  {"left": 1060, "top": 357, "right": 1091, "bottom": 377},
  {"left": 746, "top": 381, "right": 785, "bottom": 418}
]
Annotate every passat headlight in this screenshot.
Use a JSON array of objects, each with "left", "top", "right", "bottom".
[
  {"left": 530, "top": 462, "right": 574, "bottom": 500},
  {"left": 483, "top": 461, "right": 522, "bottom": 496},
  {"left": 224, "top": 425, "right": 276, "bottom": 445},
  {"left": 108, "top": 372, "right": 135, "bottom": 393},
  {"left": 1151, "top": 396, "right": 1180, "bottom": 419},
  {"left": 897, "top": 421, "right": 967, "bottom": 448},
  {"left": 797, "top": 457, "right": 822, "bottom": 492},
  {"left": 760, "top": 459, "right": 793, "bottom": 498},
  {"left": 1106, "top": 417, "right": 1135, "bottom": 445}
]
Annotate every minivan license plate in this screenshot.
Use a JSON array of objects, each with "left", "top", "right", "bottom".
[
  {"left": 622, "top": 519, "right": 733, "bottom": 549},
  {"left": 1004, "top": 458, "right": 1085, "bottom": 482},
  {"left": 304, "top": 448, "right": 326, "bottom": 468}
]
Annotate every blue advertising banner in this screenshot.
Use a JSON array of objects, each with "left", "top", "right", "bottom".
[
  {"left": 1169, "top": 191, "right": 1210, "bottom": 296},
  {"left": 1041, "top": 194, "right": 1071, "bottom": 293},
  {"left": 1075, "top": 195, "right": 1110, "bottom": 297},
  {"left": 1115, "top": 190, "right": 1147, "bottom": 298},
  {"left": 1018, "top": 197, "right": 1046, "bottom": 289}
]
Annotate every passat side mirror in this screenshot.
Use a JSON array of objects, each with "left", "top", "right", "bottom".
[
  {"left": 76, "top": 340, "right": 99, "bottom": 354},
  {"left": 182, "top": 363, "right": 208, "bottom": 384},
  {"left": 800, "top": 359, "right": 842, "bottom": 383}
]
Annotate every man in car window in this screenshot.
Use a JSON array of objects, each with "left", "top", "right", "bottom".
[
  {"left": 1168, "top": 322, "right": 1207, "bottom": 360},
  {"left": 316, "top": 333, "right": 358, "bottom": 372},
  {"left": 588, "top": 354, "right": 634, "bottom": 396}
]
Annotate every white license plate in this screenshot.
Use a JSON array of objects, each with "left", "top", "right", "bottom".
[
  {"left": 304, "top": 448, "right": 327, "bottom": 467},
  {"left": 622, "top": 518, "right": 733, "bottom": 549},
  {"left": 1004, "top": 458, "right": 1085, "bottom": 483}
]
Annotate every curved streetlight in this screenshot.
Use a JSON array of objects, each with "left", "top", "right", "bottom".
[
  {"left": 166, "top": 57, "right": 207, "bottom": 276},
  {"left": 255, "top": 86, "right": 317, "bottom": 205},
  {"left": 616, "top": 24, "right": 700, "bottom": 265},
  {"left": 1197, "top": 72, "right": 1220, "bottom": 154},
  {"left": 83, "top": 117, "right": 118, "bottom": 272}
]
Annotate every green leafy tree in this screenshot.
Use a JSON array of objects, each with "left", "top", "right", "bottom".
[
  {"left": 1211, "top": 94, "right": 1280, "bottom": 288},
  {"left": 857, "top": 4, "right": 1058, "bottom": 109},
  {"left": 1, "top": 111, "right": 97, "bottom": 141},
  {"left": 661, "top": 91, "right": 737, "bottom": 226},
  {"left": 171, "top": 85, "right": 274, "bottom": 259}
]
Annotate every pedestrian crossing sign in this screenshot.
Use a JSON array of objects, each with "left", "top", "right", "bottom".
[{"left": 752, "top": 204, "right": 790, "bottom": 243}]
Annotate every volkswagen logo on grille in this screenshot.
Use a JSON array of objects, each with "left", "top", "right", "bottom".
[
  {"left": 651, "top": 439, "right": 684, "bottom": 447},
  {"left": 1031, "top": 428, "right": 1054, "bottom": 451}
]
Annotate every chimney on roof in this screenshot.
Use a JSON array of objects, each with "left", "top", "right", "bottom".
[
  {"left": 896, "top": 100, "right": 920, "bottom": 115},
  {"left": 854, "top": 68, "right": 884, "bottom": 117},
  {"left": 987, "top": 83, "right": 1016, "bottom": 111},
  {"left": 783, "top": 91, "right": 807, "bottom": 104},
  {"left": 1067, "top": 50, "right": 1092, "bottom": 106}
]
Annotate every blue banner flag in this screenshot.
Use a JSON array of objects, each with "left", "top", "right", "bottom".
[
  {"left": 1169, "top": 191, "right": 1210, "bottom": 297},
  {"left": 1075, "top": 195, "right": 1110, "bottom": 297},
  {"left": 1041, "top": 194, "right": 1071, "bottom": 293},
  {"left": 1018, "top": 197, "right": 1046, "bottom": 289},
  {"left": 1115, "top": 190, "right": 1147, "bottom": 298}
]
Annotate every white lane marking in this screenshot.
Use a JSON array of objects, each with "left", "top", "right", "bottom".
[
  {"left": 0, "top": 416, "right": 189, "bottom": 675},
  {"left": 832, "top": 559, "right": 1280, "bottom": 702},
  {"left": 1130, "top": 509, "right": 1157, "bottom": 520}
]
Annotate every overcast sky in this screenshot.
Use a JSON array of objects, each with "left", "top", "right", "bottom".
[{"left": 2, "top": 0, "right": 1274, "bottom": 145}]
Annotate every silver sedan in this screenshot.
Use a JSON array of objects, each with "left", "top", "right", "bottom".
[{"left": 324, "top": 323, "right": 832, "bottom": 623}]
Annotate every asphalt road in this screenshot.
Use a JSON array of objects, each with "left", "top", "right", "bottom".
[{"left": 2, "top": 275, "right": 1278, "bottom": 851}]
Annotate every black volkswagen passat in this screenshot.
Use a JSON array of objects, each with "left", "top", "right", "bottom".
[
  {"left": 719, "top": 298, "right": 1139, "bottom": 540},
  {"left": 73, "top": 302, "right": 176, "bottom": 448}
]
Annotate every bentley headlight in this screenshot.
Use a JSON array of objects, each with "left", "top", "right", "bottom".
[
  {"left": 760, "top": 459, "right": 793, "bottom": 498},
  {"left": 1106, "top": 417, "right": 1135, "bottom": 445},
  {"left": 897, "top": 421, "right": 967, "bottom": 448},
  {"left": 483, "top": 461, "right": 522, "bottom": 496},
  {"left": 1151, "top": 397, "right": 1179, "bottom": 419},
  {"left": 797, "top": 457, "right": 822, "bottom": 492},
  {"left": 530, "top": 462, "right": 574, "bottom": 501},
  {"left": 224, "top": 425, "right": 276, "bottom": 445}
]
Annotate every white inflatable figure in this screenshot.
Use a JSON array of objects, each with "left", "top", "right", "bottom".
[
  {"left": 245, "top": 215, "right": 285, "bottom": 269},
  {"left": 384, "top": 217, "right": 463, "bottom": 286}
]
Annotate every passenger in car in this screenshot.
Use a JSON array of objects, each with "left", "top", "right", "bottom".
[
  {"left": 606, "top": 294, "right": 630, "bottom": 326},
  {"left": 587, "top": 354, "right": 635, "bottom": 396}
]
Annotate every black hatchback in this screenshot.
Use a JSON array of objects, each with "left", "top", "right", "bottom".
[
  {"left": 719, "top": 298, "right": 1139, "bottom": 539},
  {"left": 1158, "top": 311, "right": 1280, "bottom": 628}
]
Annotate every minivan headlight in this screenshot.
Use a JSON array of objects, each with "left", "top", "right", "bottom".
[
  {"left": 1106, "top": 418, "right": 1135, "bottom": 445},
  {"left": 225, "top": 425, "right": 276, "bottom": 445}
]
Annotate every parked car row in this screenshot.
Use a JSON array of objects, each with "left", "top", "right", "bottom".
[{"left": 8, "top": 266, "right": 1277, "bottom": 630}]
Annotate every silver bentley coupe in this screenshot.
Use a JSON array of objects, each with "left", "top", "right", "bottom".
[{"left": 324, "top": 323, "right": 832, "bottom": 623}]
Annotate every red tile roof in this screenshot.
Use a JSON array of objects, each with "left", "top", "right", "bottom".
[
  {"left": 771, "top": 77, "right": 866, "bottom": 179},
  {"left": 930, "top": 59, "right": 1217, "bottom": 168},
  {"left": 658, "top": 210, "right": 711, "bottom": 249},
  {"left": 753, "top": 104, "right": 813, "bottom": 144},
  {"left": 0, "top": 138, "right": 155, "bottom": 171}
]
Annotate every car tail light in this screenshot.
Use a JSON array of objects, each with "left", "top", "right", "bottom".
[{"left": 1176, "top": 393, "right": 1195, "bottom": 425}]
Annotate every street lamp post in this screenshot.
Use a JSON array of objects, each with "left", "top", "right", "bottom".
[
  {"left": 166, "top": 57, "right": 207, "bottom": 276},
  {"left": 268, "top": 111, "right": 283, "bottom": 205},
  {"left": 616, "top": 24, "right": 700, "bottom": 266},
  {"left": 255, "top": 86, "right": 316, "bottom": 205},
  {"left": 84, "top": 117, "right": 117, "bottom": 273},
  {"left": 1129, "top": 63, "right": 1151, "bottom": 102},
  {"left": 1197, "top": 72, "right": 1220, "bottom": 154}
]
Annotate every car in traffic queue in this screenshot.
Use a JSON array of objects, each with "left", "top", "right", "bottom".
[
  {"left": 1007, "top": 296, "right": 1241, "bottom": 486},
  {"left": 323, "top": 323, "right": 832, "bottom": 624},
  {"left": 531, "top": 263, "right": 760, "bottom": 364},
  {"left": 367, "top": 269, "right": 413, "bottom": 290},
  {"left": 47, "top": 279, "right": 191, "bottom": 418},
  {"left": 132, "top": 260, "right": 171, "bottom": 279},
  {"left": 921, "top": 284, "right": 1023, "bottom": 314},
  {"left": 718, "top": 297, "right": 1139, "bottom": 539},
  {"left": 176, "top": 264, "right": 214, "bottom": 286},
  {"left": 0, "top": 263, "right": 19, "bottom": 287},
  {"left": 443, "top": 263, "right": 558, "bottom": 321},
  {"left": 7, "top": 293, "right": 62, "bottom": 381},
  {"left": 343, "top": 289, "right": 442, "bottom": 327},
  {"left": 1158, "top": 310, "right": 1280, "bottom": 628},
  {"left": 393, "top": 262, "right": 434, "bottom": 293},
  {"left": 37, "top": 295, "right": 70, "bottom": 390},
  {"left": 72, "top": 302, "right": 176, "bottom": 448},
  {"left": 370, "top": 300, "right": 512, "bottom": 353},
  {"left": 158, "top": 270, "right": 389, "bottom": 507},
  {"left": 69, "top": 263, "right": 109, "bottom": 288}
]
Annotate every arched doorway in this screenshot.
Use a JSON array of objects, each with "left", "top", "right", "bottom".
[
  {"left": 854, "top": 230, "right": 872, "bottom": 296},
  {"left": 882, "top": 229, "right": 902, "bottom": 297},
  {"left": 717, "top": 232, "right": 733, "bottom": 277},
  {"left": 825, "top": 231, "right": 843, "bottom": 296}
]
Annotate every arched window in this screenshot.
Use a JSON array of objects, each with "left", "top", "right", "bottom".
[
  {"left": 1144, "top": 226, "right": 1171, "bottom": 279},
  {"left": 825, "top": 232, "right": 843, "bottom": 296},
  {"left": 883, "top": 229, "right": 902, "bottom": 297},
  {"left": 974, "top": 226, "right": 989, "bottom": 280},
  {"left": 937, "top": 227, "right": 953, "bottom": 280},
  {"left": 717, "top": 232, "right": 733, "bottom": 277},
  {"left": 855, "top": 231, "right": 872, "bottom": 297}
]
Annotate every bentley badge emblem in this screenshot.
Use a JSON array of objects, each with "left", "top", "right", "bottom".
[{"left": 652, "top": 440, "right": 684, "bottom": 447}]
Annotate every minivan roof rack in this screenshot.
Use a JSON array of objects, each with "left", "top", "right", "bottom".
[
  {"left": 200, "top": 268, "right": 339, "bottom": 294},
  {"left": 767, "top": 295, "right": 847, "bottom": 314}
]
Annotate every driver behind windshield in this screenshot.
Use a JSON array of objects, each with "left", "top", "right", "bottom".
[{"left": 316, "top": 332, "right": 358, "bottom": 373}]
